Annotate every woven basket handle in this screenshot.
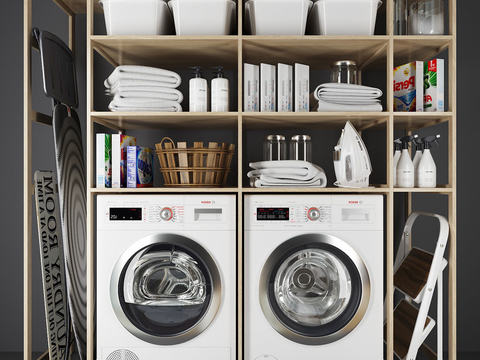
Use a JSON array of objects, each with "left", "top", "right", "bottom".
[{"left": 160, "top": 137, "right": 176, "bottom": 150}]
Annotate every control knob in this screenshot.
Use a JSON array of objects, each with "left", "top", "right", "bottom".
[
  {"left": 160, "top": 207, "right": 173, "bottom": 221},
  {"left": 307, "top": 207, "right": 321, "bottom": 221}
]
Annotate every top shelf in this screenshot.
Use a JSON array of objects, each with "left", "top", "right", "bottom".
[{"left": 53, "top": 0, "right": 102, "bottom": 14}]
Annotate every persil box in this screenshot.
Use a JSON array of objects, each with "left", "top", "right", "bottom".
[{"left": 394, "top": 61, "right": 424, "bottom": 112}]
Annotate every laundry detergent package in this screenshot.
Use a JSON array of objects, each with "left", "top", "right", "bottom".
[
  {"left": 244, "top": 63, "right": 259, "bottom": 112},
  {"left": 278, "top": 63, "right": 292, "bottom": 112},
  {"left": 294, "top": 63, "right": 310, "bottom": 112},
  {"left": 96, "top": 133, "right": 112, "bottom": 188},
  {"left": 127, "top": 146, "right": 154, "bottom": 188},
  {"left": 393, "top": 61, "right": 424, "bottom": 112},
  {"left": 112, "top": 134, "right": 137, "bottom": 188},
  {"left": 260, "top": 63, "right": 276, "bottom": 112},
  {"left": 424, "top": 59, "right": 444, "bottom": 112}
]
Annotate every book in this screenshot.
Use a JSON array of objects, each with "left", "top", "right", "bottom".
[
  {"left": 96, "top": 134, "right": 112, "bottom": 188},
  {"left": 112, "top": 134, "right": 137, "bottom": 188}
]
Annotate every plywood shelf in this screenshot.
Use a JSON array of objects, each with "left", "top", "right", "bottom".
[
  {"left": 91, "top": 36, "right": 239, "bottom": 69},
  {"left": 393, "top": 36, "right": 452, "bottom": 66},
  {"left": 91, "top": 187, "right": 241, "bottom": 193},
  {"left": 92, "top": 112, "right": 239, "bottom": 130},
  {"left": 393, "top": 185, "right": 453, "bottom": 194},
  {"left": 394, "top": 112, "right": 452, "bottom": 130},
  {"left": 242, "top": 186, "right": 389, "bottom": 193}
]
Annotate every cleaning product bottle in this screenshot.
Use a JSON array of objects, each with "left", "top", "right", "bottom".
[
  {"left": 211, "top": 66, "right": 229, "bottom": 112},
  {"left": 396, "top": 134, "right": 418, "bottom": 188},
  {"left": 393, "top": 138, "right": 402, "bottom": 186},
  {"left": 412, "top": 137, "right": 423, "bottom": 187},
  {"left": 189, "top": 66, "right": 207, "bottom": 112},
  {"left": 418, "top": 135, "right": 440, "bottom": 188}
]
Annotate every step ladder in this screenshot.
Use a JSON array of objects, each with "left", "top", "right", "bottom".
[{"left": 387, "top": 211, "right": 449, "bottom": 360}]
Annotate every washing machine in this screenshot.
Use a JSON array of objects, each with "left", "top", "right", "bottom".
[
  {"left": 244, "top": 194, "right": 383, "bottom": 359},
  {"left": 97, "top": 194, "right": 236, "bottom": 360}
]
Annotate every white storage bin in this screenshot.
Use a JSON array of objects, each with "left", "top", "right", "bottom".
[
  {"left": 307, "top": 0, "right": 382, "bottom": 35},
  {"left": 246, "top": 0, "right": 313, "bottom": 35},
  {"left": 99, "top": 0, "right": 174, "bottom": 35},
  {"left": 168, "top": 0, "right": 236, "bottom": 35}
]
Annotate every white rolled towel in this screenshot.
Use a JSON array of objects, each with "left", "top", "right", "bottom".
[
  {"left": 109, "top": 96, "right": 183, "bottom": 112},
  {"left": 105, "top": 66, "right": 182, "bottom": 88},
  {"left": 317, "top": 99, "right": 383, "bottom": 112},
  {"left": 314, "top": 83, "right": 383, "bottom": 101},
  {"left": 108, "top": 89, "right": 184, "bottom": 103}
]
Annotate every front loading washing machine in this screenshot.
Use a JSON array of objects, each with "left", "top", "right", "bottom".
[
  {"left": 97, "top": 194, "right": 236, "bottom": 360},
  {"left": 245, "top": 195, "right": 383, "bottom": 359}
]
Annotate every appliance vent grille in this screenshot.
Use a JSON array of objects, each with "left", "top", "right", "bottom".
[{"left": 106, "top": 349, "right": 139, "bottom": 360}]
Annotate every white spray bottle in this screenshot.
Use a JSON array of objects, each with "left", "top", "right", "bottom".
[
  {"left": 189, "top": 66, "right": 207, "bottom": 112},
  {"left": 396, "top": 134, "right": 418, "bottom": 188},
  {"left": 412, "top": 137, "right": 423, "bottom": 187},
  {"left": 393, "top": 138, "right": 402, "bottom": 186},
  {"left": 418, "top": 135, "right": 440, "bottom": 188}
]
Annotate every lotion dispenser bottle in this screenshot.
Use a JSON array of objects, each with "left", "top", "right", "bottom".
[
  {"left": 417, "top": 135, "right": 440, "bottom": 188},
  {"left": 412, "top": 137, "right": 423, "bottom": 187},
  {"left": 189, "top": 66, "right": 207, "bottom": 112},
  {"left": 393, "top": 138, "right": 402, "bottom": 186},
  {"left": 396, "top": 134, "right": 418, "bottom": 188},
  {"left": 211, "top": 66, "right": 229, "bottom": 112}
]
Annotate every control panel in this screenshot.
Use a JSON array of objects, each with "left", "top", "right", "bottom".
[
  {"left": 106, "top": 205, "right": 185, "bottom": 223},
  {"left": 254, "top": 205, "right": 332, "bottom": 223}
]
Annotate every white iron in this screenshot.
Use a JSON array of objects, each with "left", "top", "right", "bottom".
[{"left": 333, "top": 121, "right": 372, "bottom": 188}]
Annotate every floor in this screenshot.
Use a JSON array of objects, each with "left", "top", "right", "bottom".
[{"left": 1, "top": 352, "right": 479, "bottom": 360}]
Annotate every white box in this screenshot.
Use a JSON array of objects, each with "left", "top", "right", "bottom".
[
  {"left": 244, "top": 63, "right": 259, "bottom": 112},
  {"left": 112, "top": 134, "right": 137, "bottom": 188},
  {"left": 307, "top": 0, "right": 382, "bottom": 35},
  {"left": 294, "top": 63, "right": 309, "bottom": 112},
  {"left": 260, "top": 63, "right": 276, "bottom": 112},
  {"left": 424, "top": 59, "right": 444, "bottom": 112},
  {"left": 99, "top": 0, "right": 174, "bottom": 35},
  {"left": 96, "top": 134, "right": 112, "bottom": 188},
  {"left": 169, "top": 0, "right": 236, "bottom": 35},
  {"left": 245, "top": 0, "right": 312, "bottom": 35},
  {"left": 277, "top": 63, "right": 293, "bottom": 112}
]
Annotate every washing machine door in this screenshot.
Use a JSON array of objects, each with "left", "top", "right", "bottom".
[
  {"left": 110, "top": 233, "right": 221, "bottom": 345},
  {"left": 259, "top": 233, "right": 370, "bottom": 345}
]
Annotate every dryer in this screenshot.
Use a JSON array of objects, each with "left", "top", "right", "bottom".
[
  {"left": 244, "top": 195, "right": 383, "bottom": 359},
  {"left": 97, "top": 194, "right": 236, "bottom": 360}
]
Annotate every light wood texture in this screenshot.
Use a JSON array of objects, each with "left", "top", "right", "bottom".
[
  {"left": 394, "top": 112, "right": 453, "bottom": 130},
  {"left": 393, "top": 36, "right": 453, "bottom": 66},
  {"left": 91, "top": 36, "right": 239, "bottom": 70},
  {"left": 419, "top": 343, "right": 438, "bottom": 360},
  {"left": 51, "top": 0, "right": 102, "bottom": 14},
  {"left": 387, "top": 299, "right": 432, "bottom": 360},
  {"left": 394, "top": 247, "right": 434, "bottom": 299},
  {"left": 24, "top": 1, "right": 32, "bottom": 360},
  {"left": 177, "top": 142, "right": 189, "bottom": 184}
]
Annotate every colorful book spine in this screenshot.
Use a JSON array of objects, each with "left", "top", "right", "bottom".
[
  {"left": 112, "top": 134, "right": 137, "bottom": 188},
  {"left": 96, "top": 134, "right": 112, "bottom": 188}
]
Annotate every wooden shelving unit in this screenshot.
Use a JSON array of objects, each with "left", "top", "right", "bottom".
[{"left": 24, "top": 1, "right": 457, "bottom": 360}]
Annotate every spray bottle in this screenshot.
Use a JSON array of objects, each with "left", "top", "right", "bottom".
[
  {"left": 393, "top": 138, "right": 402, "bottom": 186},
  {"left": 417, "top": 135, "right": 440, "bottom": 188},
  {"left": 396, "top": 134, "right": 418, "bottom": 188},
  {"left": 412, "top": 137, "right": 423, "bottom": 187},
  {"left": 211, "top": 66, "right": 229, "bottom": 112},
  {"left": 189, "top": 66, "right": 207, "bottom": 112}
]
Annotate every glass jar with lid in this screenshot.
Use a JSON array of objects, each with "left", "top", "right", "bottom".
[
  {"left": 330, "top": 60, "right": 357, "bottom": 85},
  {"left": 264, "top": 135, "right": 287, "bottom": 161},
  {"left": 289, "top": 135, "right": 312, "bottom": 162}
]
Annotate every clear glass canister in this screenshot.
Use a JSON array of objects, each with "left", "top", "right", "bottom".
[
  {"left": 330, "top": 60, "right": 357, "bottom": 85},
  {"left": 289, "top": 135, "right": 312, "bottom": 162},
  {"left": 264, "top": 135, "right": 287, "bottom": 161},
  {"left": 408, "top": 0, "right": 444, "bottom": 35}
]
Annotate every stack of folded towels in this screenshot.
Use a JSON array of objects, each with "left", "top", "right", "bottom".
[
  {"left": 247, "top": 160, "right": 327, "bottom": 188},
  {"left": 105, "top": 65, "right": 183, "bottom": 112},
  {"left": 314, "top": 83, "right": 383, "bottom": 112}
]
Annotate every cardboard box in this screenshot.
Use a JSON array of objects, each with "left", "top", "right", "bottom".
[
  {"left": 112, "top": 134, "right": 136, "bottom": 188},
  {"left": 394, "top": 61, "right": 424, "bottom": 112},
  {"left": 127, "top": 146, "right": 154, "bottom": 188},
  {"left": 424, "top": 59, "right": 444, "bottom": 112},
  {"left": 96, "top": 134, "right": 112, "bottom": 188}
]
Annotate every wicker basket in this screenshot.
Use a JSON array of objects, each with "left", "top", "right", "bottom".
[{"left": 155, "top": 137, "right": 235, "bottom": 187}]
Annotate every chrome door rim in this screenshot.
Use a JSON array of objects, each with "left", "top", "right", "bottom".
[
  {"left": 110, "top": 233, "right": 222, "bottom": 345},
  {"left": 259, "top": 233, "right": 371, "bottom": 345}
]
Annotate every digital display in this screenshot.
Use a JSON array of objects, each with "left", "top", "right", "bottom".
[
  {"left": 257, "top": 208, "right": 289, "bottom": 221},
  {"left": 110, "top": 207, "right": 142, "bottom": 221}
]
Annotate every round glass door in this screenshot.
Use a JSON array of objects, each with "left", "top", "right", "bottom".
[
  {"left": 259, "top": 234, "right": 370, "bottom": 345},
  {"left": 110, "top": 233, "right": 221, "bottom": 345}
]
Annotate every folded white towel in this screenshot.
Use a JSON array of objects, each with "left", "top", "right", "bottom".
[
  {"left": 108, "top": 97, "right": 183, "bottom": 112},
  {"left": 108, "top": 90, "right": 184, "bottom": 103},
  {"left": 319, "top": 95, "right": 381, "bottom": 105},
  {"left": 105, "top": 66, "right": 182, "bottom": 88},
  {"left": 314, "top": 83, "right": 383, "bottom": 101},
  {"left": 106, "top": 79, "right": 180, "bottom": 91},
  {"left": 248, "top": 160, "right": 320, "bottom": 180},
  {"left": 317, "top": 99, "right": 383, "bottom": 112},
  {"left": 250, "top": 170, "right": 327, "bottom": 187}
]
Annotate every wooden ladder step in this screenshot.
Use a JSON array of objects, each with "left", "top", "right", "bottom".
[
  {"left": 394, "top": 247, "right": 434, "bottom": 300},
  {"left": 384, "top": 299, "right": 435, "bottom": 360}
]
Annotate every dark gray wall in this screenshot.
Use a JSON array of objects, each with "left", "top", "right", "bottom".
[{"left": 0, "top": 0, "right": 478, "bottom": 355}]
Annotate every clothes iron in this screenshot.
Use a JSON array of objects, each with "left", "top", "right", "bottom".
[{"left": 333, "top": 121, "right": 372, "bottom": 188}]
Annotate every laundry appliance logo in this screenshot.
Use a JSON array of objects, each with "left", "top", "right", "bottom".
[
  {"left": 348, "top": 201, "right": 363, "bottom": 204},
  {"left": 35, "top": 173, "right": 68, "bottom": 360},
  {"left": 201, "top": 201, "right": 215, "bottom": 204}
]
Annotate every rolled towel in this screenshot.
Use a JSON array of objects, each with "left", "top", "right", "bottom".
[
  {"left": 109, "top": 97, "right": 183, "bottom": 112},
  {"left": 317, "top": 99, "right": 383, "bottom": 112},
  {"left": 105, "top": 66, "right": 182, "bottom": 88},
  {"left": 107, "top": 89, "right": 184, "bottom": 103},
  {"left": 314, "top": 83, "right": 383, "bottom": 101}
]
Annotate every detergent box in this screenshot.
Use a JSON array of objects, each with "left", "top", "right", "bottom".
[
  {"left": 96, "top": 133, "right": 112, "bottom": 188},
  {"left": 424, "top": 59, "right": 444, "bottom": 112},
  {"left": 127, "top": 146, "right": 154, "bottom": 188},
  {"left": 112, "top": 134, "right": 136, "bottom": 188},
  {"left": 394, "top": 61, "right": 424, "bottom": 112}
]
